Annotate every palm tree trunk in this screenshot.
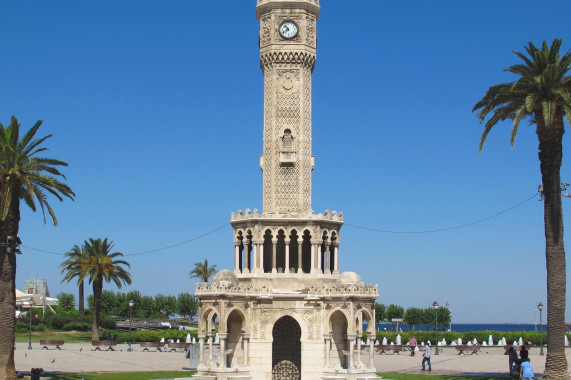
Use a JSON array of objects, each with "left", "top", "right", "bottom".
[
  {"left": 79, "top": 280, "right": 84, "bottom": 317},
  {"left": 92, "top": 277, "right": 103, "bottom": 342},
  {"left": 0, "top": 195, "right": 20, "bottom": 380},
  {"left": 537, "top": 114, "right": 568, "bottom": 380}
]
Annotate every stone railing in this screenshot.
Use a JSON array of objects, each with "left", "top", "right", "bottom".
[
  {"left": 196, "top": 283, "right": 377, "bottom": 299},
  {"left": 231, "top": 209, "right": 343, "bottom": 222}
]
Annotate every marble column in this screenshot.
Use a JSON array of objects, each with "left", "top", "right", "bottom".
[
  {"left": 356, "top": 332, "right": 362, "bottom": 364},
  {"left": 271, "top": 238, "right": 277, "bottom": 273},
  {"left": 252, "top": 242, "right": 258, "bottom": 272},
  {"left": 324, "top": 334, "right": 331, "bottom": 368},
  {"left": 242, "top": 332, "right": 250, "bottom": 366},
  {"left": 310, "top": 241, "right": 319, "bottom": 273},
  {"left": 219, "top": 333, "right": 228, "bottom": 368},
  {"left": 369, "top": 334, "right": 375, "bottom": 369},
  {"left": 243, "top": 240, "right": 250, "bottom": 273},
  {"left": 297, "top": 241, "right": 303, "bottom": 272},
  {"left": 347, "top": 334, "right": 356, "bottom": 370},
  {"left": 234, "top": 242, "right": 240, "bottom": 274},
  {"left": 208, "top": 330, "right": 215, "bottom": 362},
  {"left": 259, "top": 243, "right": 265, "bottom": 273},
  {"left": 198, "top": 333, "right": 206, "bottom": 368},
  {"left": 325, "top": 244, "right": 331, "bottom": 274},
  {"left": 285, "top": 239, "right": 290, "bottom": 273},
  {"left": 333, "top": 244, "right": 340, "bottom": 274}
]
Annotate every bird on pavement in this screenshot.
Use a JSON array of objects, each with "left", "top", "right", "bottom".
[
  {"left": 51, "top": 359, "right": 55, "bottom": 363},
  {"left": 79, "top": 348, "right": 82, "bottom": 352}
]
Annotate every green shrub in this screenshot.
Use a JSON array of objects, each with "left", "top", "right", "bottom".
[
  {"left": 63, "top": 322, "right": 91, "bottom": 331},
  {"left": 374, "top": 330, "right": 555, "bottom": 346},
  {"left": 99, "top": 316, "right": 116, "bottom": 329}
]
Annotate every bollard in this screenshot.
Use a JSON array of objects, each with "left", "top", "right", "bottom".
[{"left": 31, "top": 368, "right": 43, "bottom": 380}]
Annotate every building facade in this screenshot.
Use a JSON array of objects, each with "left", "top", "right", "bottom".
[{"left": 193, "top": 1, "right": 379, "bottom": 379}]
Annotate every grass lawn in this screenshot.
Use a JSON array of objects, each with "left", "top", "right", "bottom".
[
  {"left": 40, "top": 371, "right": 193, "bottom": 379},
  {"left": 15, "top": 330, "right": 92, "bottom": 344}
]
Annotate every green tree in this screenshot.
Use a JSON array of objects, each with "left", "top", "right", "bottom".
[
  {"left": 189, "top": 259, "right": 217, "bottom": 284},
  {"left": 177, "top": 292, "right": 198, "bottom": 320},
  {"left": 79, "top": 238, "right": 131, "bottom": 341},
  {"left": 0, "top": 116, "right": 74, "bottom": 379},
  {"left": 403, "top": 307, "right": 424, "bottom": 330},
  {"left": 60, "top": 244, "right": 86, "bottom": 317},
  {"left": 473, "top": 39, "right": 570, "bottom": 379},
  {"left": 374, "top": 303, "right": 386, "bottom": 324},
  {"left": 56, "top": 292, "right": 76, "bottom": 312},
  {"left": 155, "top": 294, "right": 177, "bottom": 318},
  {"left": 385, "top": 304, "right": 404, "bottom": 321}
]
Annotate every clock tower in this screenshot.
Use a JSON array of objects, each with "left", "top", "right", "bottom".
[
  {"left": 258, "top": 0, "right": 318, "bottom": 216},
  {"left": 193, "top": 2, "right": 379, "bottom": 379}
]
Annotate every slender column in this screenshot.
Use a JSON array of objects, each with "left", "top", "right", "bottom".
[
  {"left": 347, "top": 334, "right": 356, "bottom": 370},
  {"left": 317, "top": 244, "right": 322, "bottom": 273},
  {"left": 285, "top": 239, "right": 290, "bottom": 273},
  {"left": 260, "top": 243, "right": 265, "bottom": 273},
  {"left": 310, "top": 242, "right": 316, "bottom": 273},
  {"left": 234, "top": 242, "right": 240, "bottom": 274},
  {"left": 219, "top": 333, "right": 228, "bottom": 368},
  {"left": 356, "top": 332, "right": 362, "bottom": 364},
  {"left": 324, "top": 334, "right": 331, "bottom": 368},
  {"left": 208, "top": 331, "right": 215, "bottom": 362},
  {"left": 243, "top": 240, "right": 250, "bottom": 273},
  {"left": 198, "top": 333, "right": 206, "bottom": 367},
  {"left": 368, "top": 334, "right": 375, "bottom": 369},
  {"left": 252, "top": 242, "right": 258, "bottom": 272},
  {"left": 242, "top": 333, "right": 250, "bottom": 366},
  {"left": 297, "top": 241, "right": 303, "bottom": 272},
  {"left": 325, "top": 244, "right": 331, "bottom": 274},
  {"left": 333, "top": 244, "right": 340, "bottom": 274},
  {"left": 272, "top": 238, "right": 277, "bottom": 273}
]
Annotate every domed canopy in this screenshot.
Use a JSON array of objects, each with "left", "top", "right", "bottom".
[
  {"left": 337, "top": 271, "right": 364, "bottom": 287},
  {"left": 211, "top": 269, "right": 240, "bottom": 287}
]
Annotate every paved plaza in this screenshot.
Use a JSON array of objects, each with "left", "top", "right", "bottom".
[{"left": 14, "top": 342, "right": 571, "bottom": 378}]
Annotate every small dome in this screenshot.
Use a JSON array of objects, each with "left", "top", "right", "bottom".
[
  {"left": 338, "top": 271, "right": 364, "bottom": 287},
  {"left": 211, "top": 270, "right": 239, "bottom": 287}
]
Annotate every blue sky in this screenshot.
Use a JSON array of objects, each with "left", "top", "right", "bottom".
[{"left": 2, "top": 0, "right": 570, "bottom": 323}]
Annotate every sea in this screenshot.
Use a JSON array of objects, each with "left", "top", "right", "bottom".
[{"left": 373, "top": 323, "right": 542, "bottom": 332}]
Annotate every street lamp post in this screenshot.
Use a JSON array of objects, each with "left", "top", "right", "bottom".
[
  {"left": 538, "top": 302, "right": 544, "bottom": 356},
  {"left": 127, "top": 300, "right": 134, "bottom": 352},
  {"left": 28, "top": 308, "right": 33, "bottom": 350},
  {"left": 433, "top": 301, "right": 439, "bottom": 355}
]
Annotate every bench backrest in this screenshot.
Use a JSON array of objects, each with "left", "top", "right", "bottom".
[{"left": 40, "top": 340, "right": 64, "bottom": 345}]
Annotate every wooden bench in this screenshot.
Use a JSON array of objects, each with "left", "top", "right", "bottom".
[
  {"left": 91, "top": 340, "right": 118, "bottom": 351},
  {"left": 40, "top": 340, "right": 64, "bottom": 350},
  {"left": 140, "top": 342, "right": 166, "bottom": 352},
  {"left": 376, "top": 344, "right": 403, "bottom": 354},
  {"left": 455, "top": 345, "right": 481, "bottom": 355},
  {"left": 167, "top": 342, "right": 191, "bottom": 352}
]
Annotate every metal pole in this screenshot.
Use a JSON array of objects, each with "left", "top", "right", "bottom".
[
  {"left": 435, "top": 308, "right": 439, "bottom": 355},
  {"left": 28, "top": 308, "right": 32, "bottom": 350},
  {"left": 128, "top": 303, "right": 133, "bottom": 352},
  {"left": 540, "top": 308, "right": 544, "bottom": 356}
]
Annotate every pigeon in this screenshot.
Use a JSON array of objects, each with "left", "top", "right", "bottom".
[
  {"left": 51, "top": 359, "right": 55, "bottom": 363},
  {"left": 79, "top": 348, "right": 82, "bottom": 352},
  {"left": 24, "top": 353, "right": 27, "bottom": 357}
]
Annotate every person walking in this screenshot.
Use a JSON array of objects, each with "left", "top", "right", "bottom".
[
  {"left": 408, "top": 336, "right": 417, "bottom": 356},
  {"left": 421, "top": 342, "right": 431, "bottom": 371},
  {"left": 505, "top": 346, "right": 518, "bottom": 374}
]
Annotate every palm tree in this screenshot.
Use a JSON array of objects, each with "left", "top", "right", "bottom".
[
  {"left": 189, "top": 259, "right": 217, "bottom": 283},
  {"left": 79, "top": 238, "right": 131, "bottom": 341},
  {"left": 473, "top": 39, "right": 570, "bottom": 379},
  {"left": 60, "top": 245, "right": 86, "bottom": 317},
  {"left": 0, "top": 116, "right": 74, "bottom": 380}
]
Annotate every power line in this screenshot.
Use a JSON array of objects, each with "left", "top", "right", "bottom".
[
  {"left": 21, "top": 193, "right": 539, "bottom": 257},
  {"left": 345, "top": 193, "right": 539, "bottom": 234}
]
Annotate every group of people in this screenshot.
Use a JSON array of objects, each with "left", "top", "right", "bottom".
[
  {"left": 407, "top": 336, "right": 432, "bottom": 371},
  {"left": 406, "top": 336, "right": 535, "bottom": 378},
  {"left": 506, "top": 345, "right": 534, "bottom": 379}
]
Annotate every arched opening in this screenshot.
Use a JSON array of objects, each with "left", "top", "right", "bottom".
[
  {"left": 237, "top": 231, "right": 244, "bottom": 273},
  {"left": 226, "top": 309, "right": 245, "bottom": 367},
  {"left": 301, "top": 230, "right": 312, "bottom": 273},
  {"left": 272, "top": 316, "right": 301, "bottom": 379},
  {"left": 289, "top": 230, "right": 299, "bottom": 272},
  {"left": 330, "top": 232, "right": 338, "bottom": 272},
  {"left": 263, "top": 229, "right": 273, "bottom": 273},
  {"left": 276, "top": 230, "right": 286, "bottom": 272},
  {"left": 330, "top": 310, "right": 348, "bottom": 369},
  {"left": 321, "top": 231, "right": 329, "bottom": 273},
  {"left": 245, "top": 230, "right": 253, "bottom": 272}
]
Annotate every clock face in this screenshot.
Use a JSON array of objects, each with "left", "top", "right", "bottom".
[{"left": 279, "top": 20, "right": 299, "bottom": 39}]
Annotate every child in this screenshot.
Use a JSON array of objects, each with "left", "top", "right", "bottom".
[{"left": 520, "top": 358, "right": 534, "bottom": 379}]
